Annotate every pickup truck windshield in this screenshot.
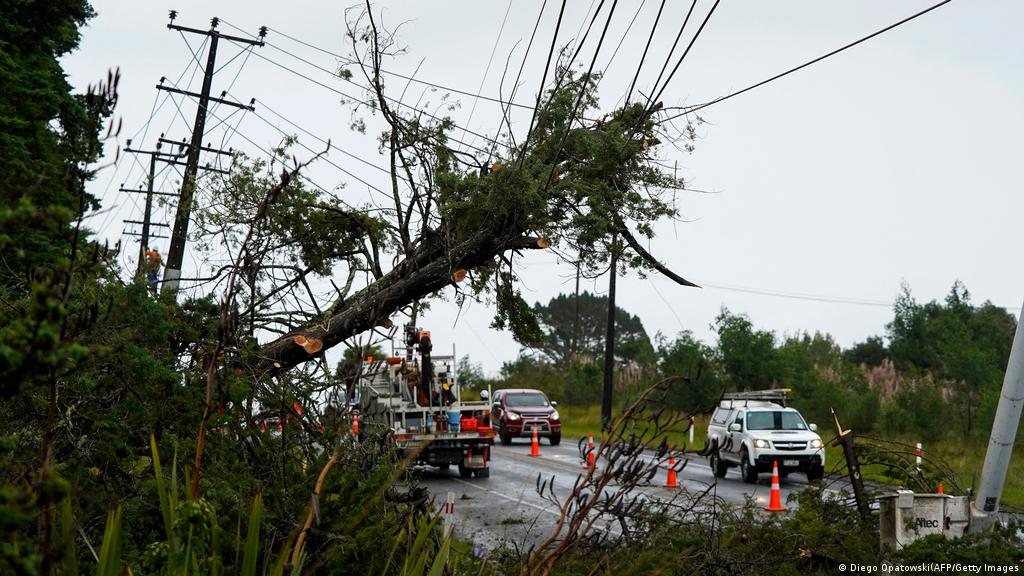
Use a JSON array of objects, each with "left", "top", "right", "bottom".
[
  {"left": 506, "top": 393, "right": 548, "bottom": 407},
  {"left": 746, "top": 411, "right": 807, "bottom": 431}
]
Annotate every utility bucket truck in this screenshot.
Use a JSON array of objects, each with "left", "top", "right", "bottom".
[{"left": 357, "top": 325, "right": 494, "bottom": 478}]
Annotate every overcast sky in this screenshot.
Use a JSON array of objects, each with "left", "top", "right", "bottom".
[{"left": 63, "top": 0, "right": 1024, "bottom": 375}]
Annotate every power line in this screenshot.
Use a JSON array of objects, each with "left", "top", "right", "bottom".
[
  {"left": 460, "top": 0, "right": 513, "bottom": 152},
  {"left": 231, "top": 21, "right": 545, "bottom": 114},
  {"left": 647, "top": 0, "right": 722, "bottom": 110},
  {"left": 243, "top": 48, "right": 497, "bottom": 157},
  {"left": 625, "top": 0, "right": 666, "bottom": 105},
  {"left": 518, "top": 0, "right": 568, "bottom": 167},
  {"left": 660, "top": 0, "right": 955, "bottom": 123},
  {"left": 216, "top": 19, "right": 505, "bottom": 155},
  {"left": 492, "top": 0, "right": 548, "bottom": 151},
  {"left": 642, "top": 0, "right": 697, "bottom": 111},
  {"left": 540, "top": 0, "right": 620, "bottom": 194},
  {"left": 96, "top": 49, "right": 207, "bottom": 237},
  {"left": 238, "top": 100, "right": 391, "bottom": 195},
  {"left": 255, "top": 98, "right": 407, "bottom": 183}
]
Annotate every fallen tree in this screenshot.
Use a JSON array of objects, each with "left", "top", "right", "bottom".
[{"left": 220, "top": 5, "right": 704, "bottom": 378}]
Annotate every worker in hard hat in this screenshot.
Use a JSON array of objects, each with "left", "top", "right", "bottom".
[{"left": 142, "top": 248, "right": 162, "bottom": 293}]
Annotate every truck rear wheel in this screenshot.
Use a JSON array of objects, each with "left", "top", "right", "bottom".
[
  {"left": 740, "top": 448, "right": 758, "bottom": 484},
  {"left": 474, "top": 467, "right": 490, "bottom": 478},
  {"left": 458, "top": 463, "right": 473, "bottom": 478}
]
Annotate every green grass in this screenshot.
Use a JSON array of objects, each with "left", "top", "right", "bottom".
[
  {"left": 557, "top": 405, "right": 1024, "bottom": 508},
  {"left": 559, "top": 405, "right": 709, "bottom": 451}
]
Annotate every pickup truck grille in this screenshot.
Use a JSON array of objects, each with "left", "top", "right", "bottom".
[{"left": 774, "top": 441, "right": 807, "bottom": 450}]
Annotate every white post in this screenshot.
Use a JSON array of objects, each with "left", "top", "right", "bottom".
[
  {"left": 442, "top": 491, "right": 456, "bottom": 535},
  {"left": 915, "top": 442, "right": 922, "bottom": 474},
  {"left": 689, "top": 416, "right": 695, "bottom": 445}
]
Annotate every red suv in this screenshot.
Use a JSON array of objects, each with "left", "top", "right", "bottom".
[{"left": 490, "top": 389, "right": 561, "bottom": 446}]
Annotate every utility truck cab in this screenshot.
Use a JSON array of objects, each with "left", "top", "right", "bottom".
[{"left": 706, "top": 390, "right": 825, "bottom": 483}]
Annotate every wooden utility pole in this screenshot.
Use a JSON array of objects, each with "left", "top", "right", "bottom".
[
  {"left": 571, "top": 256, "right": 581, "bottom": 360},
  {"left": 122, "top": 140, "right": 184, "bottom": 274},
  {"left": 160, "top": 13, "right": 263, "bottom": 294},
  {"left": 831, "top": 408, "right": 870, "bottom": 521},
  {"left": 601, "top": 236, "right": 618, "bottom": 431}
]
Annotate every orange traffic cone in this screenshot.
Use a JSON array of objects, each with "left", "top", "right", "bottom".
[
  {"left": 664, "top": 453, "right": 680, "bottom": 488},
  {"left": 937, "top": 483, "right": 944, "bottom": 494},
  {"left": 585, "top": 432, "right": 596, "bottom": 469},
  {"left": 765, "top": 460, "right": 786, "bottom": 512},
  {"left": 529, "top": 426, "right": 542, "bottom": 457}
]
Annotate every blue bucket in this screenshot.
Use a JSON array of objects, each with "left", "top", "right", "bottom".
[{"left": 447, "top": 411, "right": 461, "bottom": 432}]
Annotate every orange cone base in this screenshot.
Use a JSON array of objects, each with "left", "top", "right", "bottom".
[
  {"left": 765, "top": 461, "right": 786, "bottom": 511},
  {"left": 529, "top": 431, "right": 542, "bottom": 457},
  {"left": 765, "top": 493, "right": 786, "bottom": 512},
  {"left": 663, "top": 456, "right": 680, "bottom": 488}
]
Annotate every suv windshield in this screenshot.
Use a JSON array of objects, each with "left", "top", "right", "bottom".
[
  {"left": 746, "top": 411, "right": 807, "bottom": 431},
  {"left": 505, "top": 393, "right": 548, "bottom": 407}
]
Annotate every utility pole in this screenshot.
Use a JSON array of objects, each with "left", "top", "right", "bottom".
[
  {"left": 973, "top": 301, "right": 1024, "bottom": 523},
  {"left": 571, "top": 256, "right": 581, "bottom": 361},
  {"left": 122, "top": 138, "right": 185, "bottom": 275},
  {"left": 160, "top": 12, "right": 264, "bottom": 295},
  {"left": 601, "top": 236, "right": 618, "bottom": 431}
]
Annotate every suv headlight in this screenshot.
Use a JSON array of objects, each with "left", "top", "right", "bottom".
[
  {"left": 550, "top": 410, "right": 560, "bottom": 421},
  {"left": 809, "top": 439, "right": 823, "bottom": 449},
  {"left": 753, "top": 439, "right": 770, "bottom": 449},
  {"left": 507, "top": 412, "right": 521, "bottom": 421}
]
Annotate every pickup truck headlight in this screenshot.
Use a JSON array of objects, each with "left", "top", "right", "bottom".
[
  {"left": 550, "top": 410, "right": 560, "bottom": 421},
  {"left": 753, "top": 439, "right": 770, "bottom": 449},
  {"left": 809, "top": 439, "right": 823, "bottom": 449},
  {"left": 507, "top": 412, "right": 521, "bottom": 421}
]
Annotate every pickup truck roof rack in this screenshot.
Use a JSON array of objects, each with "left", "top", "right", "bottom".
[{"left": 720, "top": 388, "right": 790, "bottom": 408}]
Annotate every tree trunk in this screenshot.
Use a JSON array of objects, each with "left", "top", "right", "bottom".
[{"left": 255, "top": 231, "right": 547, "bottom": 374}]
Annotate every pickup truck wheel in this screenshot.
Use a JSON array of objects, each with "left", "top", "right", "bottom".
[
  {"left": 806, "top": 465, "right": 824, "bottom": 482},
  {"left": 710, "top": 452, "right": 728, "bottom": 478},
  {"left": 499, "top": 423, "right": 512, "bottom": 445},
  {"left": 474, "top": 467, "right": 490, "bottom": 478},
  {"left": 740, "top": 448, "right": 758, "bottom": 484},
  {"left": 437, "top": 463, "right": 450, "bottom": 472},
  {"left": 549, "top": 433, "right": 561, "bottom": 446},
  {"left": 458, "top": 463, "right": 473, "bottom": 478}
]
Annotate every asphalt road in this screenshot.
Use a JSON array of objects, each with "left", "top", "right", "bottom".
[{"left": 420, "top": 436, "right": 841, "bottom": 552}]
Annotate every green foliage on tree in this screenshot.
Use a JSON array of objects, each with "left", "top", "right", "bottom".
[
  {"left": 456, "top": 355, "right": 487, "bottom": 392},
  {"left": 845, "top": 335, "right": 888, "bottom": 367},
  {"left": 777, "top": 332, "right": 879, "bottom": 432},
  {"left": 655, "top": 331, "right": 721, "bottom": 411},
  {"left": 713, "top": 308, "right": 781, "bottom": 391},
  {"left": 530, "top": 291, "right": 654, "bottom": 365},
  {"left": 888, "top": 282, "right": 1016, "bottom": 437}
]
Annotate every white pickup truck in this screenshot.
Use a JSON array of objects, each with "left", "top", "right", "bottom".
[{"left": 706, "top": 390, "right": 825, "bottom": 483}]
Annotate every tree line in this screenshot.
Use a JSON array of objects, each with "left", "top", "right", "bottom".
[{"left": 463, "top": 283, "right": 1017, "bottom": 441}]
